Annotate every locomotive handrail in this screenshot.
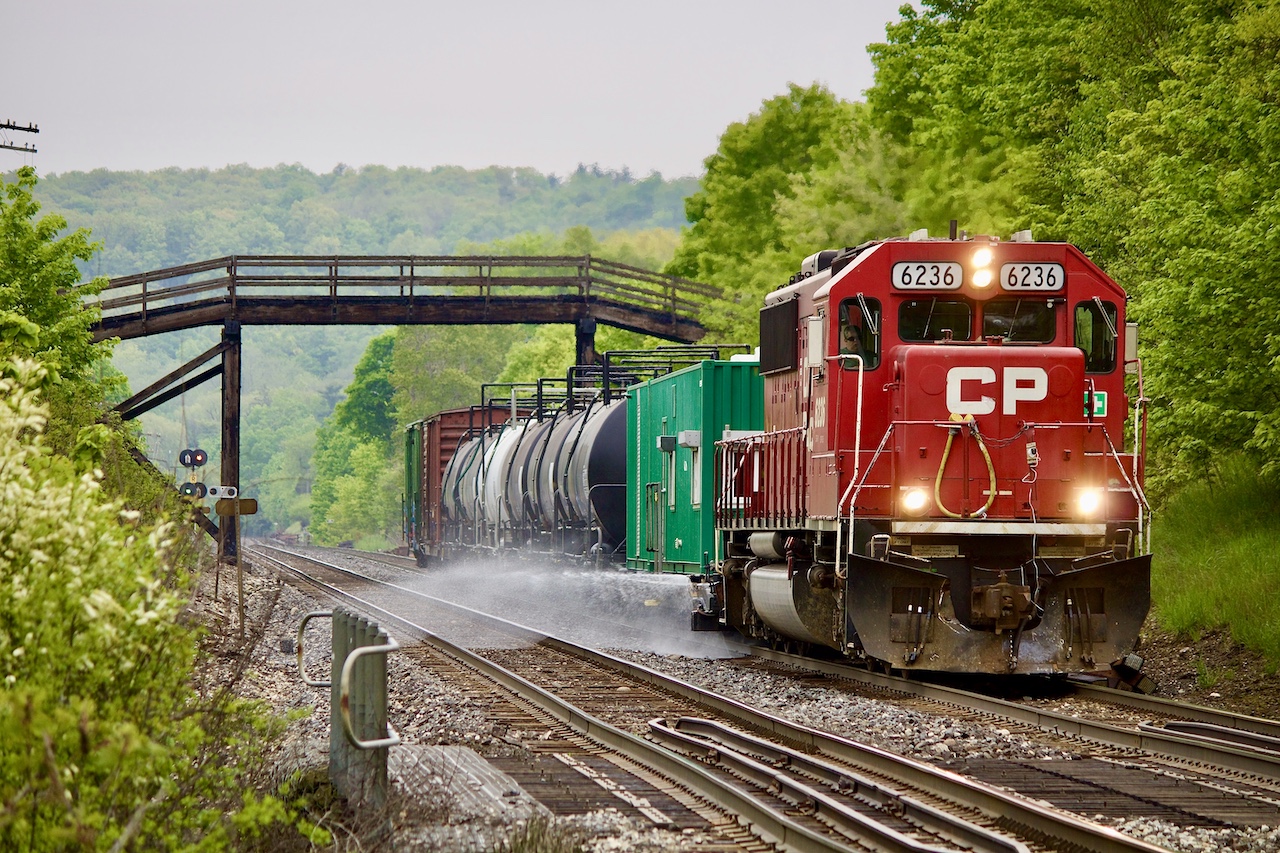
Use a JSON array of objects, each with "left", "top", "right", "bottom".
[
  {"left": 837, "top": 424, "right": 897, "bottom": 578},
  {"left": 715, "top": 427, "right": 807, "bottom": 529},
  {"left": 838, "top": 417, "right": 1151, "bottom": 562},
  {"left": 826, "top": 353, "right": 866, "bottom": 488},
  {"left": 828, "top": 353, "right": 865, "bottom": 578},
  {"left": 1097, "top": 424, "right": 1152, "bottom": 554}
]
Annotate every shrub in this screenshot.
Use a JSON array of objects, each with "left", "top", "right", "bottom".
[{"left": 0, "top": 359, "right": 291, "bottom": 850}]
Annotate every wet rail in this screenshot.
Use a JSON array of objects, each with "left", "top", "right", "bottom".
[
  {"left": 251, "top": 543, "right": 1177, "bottom": 853},
  {"left": 748, "top": 647, "right": 1280, "bottom": 780}
]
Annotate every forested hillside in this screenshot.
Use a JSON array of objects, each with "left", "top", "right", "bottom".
[
  {"left": 317, "top": 1, "right": 1280, "bottom": 552},
  {"left": 30, "top": 164, "right": 697, "bottom": 536},
  {"left": 668, "top": 1, "right": 1280, "bottom": 499}
]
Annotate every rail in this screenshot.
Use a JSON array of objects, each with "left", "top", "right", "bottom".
[
  {"left": 260, "top": 544, "right": 1172, "bottom": 853},
  {"left": 83, "top": 254, "right": 721, "bottom": 341},
  {"left": 751, "top": 646, "right": 1280, "bottom": 779}
]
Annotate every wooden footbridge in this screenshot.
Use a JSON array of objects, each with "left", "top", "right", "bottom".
[{"left": 86, "top": 255, "right": 720, "bottom": 558}]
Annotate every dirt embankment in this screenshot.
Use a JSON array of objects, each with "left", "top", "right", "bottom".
[{"left": 1137, "top": 622, "right": 1280, "bottom": 718}]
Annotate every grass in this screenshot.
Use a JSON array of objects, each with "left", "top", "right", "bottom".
[
  {"left": 1152, "top": 455, "right": 1280, "bottom": 672},
  {"left": 494, "top": 817, "right": 584, "bottom": 853},
  {"left": 354, "top": 533, "right": 397, "bottom": 552}
]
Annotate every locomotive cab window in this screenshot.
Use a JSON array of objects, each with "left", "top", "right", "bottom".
[
  {"left": 837, "top": 297, "right": 881, "bottom": 369},
  {"left": 898, "top": 298, "right": 972, "bottom": 342},
  {"left": 1074, "top": 300, "right": 1118, "bottom": 373},
  {"left": 982, "top": 298, "right": 1057, "bottom": 343}
]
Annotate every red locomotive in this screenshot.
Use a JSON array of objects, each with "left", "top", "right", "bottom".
[{"left": 710, "top": 233, "right": 1151, "bottom": 675}]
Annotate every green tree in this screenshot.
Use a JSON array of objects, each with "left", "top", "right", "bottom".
[
  {"left": 390, "top": 325, "right": 515, "bottom": 428},
  {"left": 332, "top": 329, "right": 397, "bottom": 441},
  {"left": 0, "top": 166, "right": 110, "bottom": 380},
  {"left": 307, "top": 421, "right": 362, "bottom": 544},
  {"left": 775, "top": 106, "right": 910, "bottom": 253},
  {"left": 666, "top": 84, "right": 858, "bottom": 342},
  {"left": 0, "top": 360, "right": 297, "bottom": 849},
  {"left": 1057, "top": 2, "right": 1280, "bottom": 488},
  {"left": 865, "top": 0, "right": 1091, "bottom": 238}
]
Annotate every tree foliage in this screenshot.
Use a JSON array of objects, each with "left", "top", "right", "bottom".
[
  {"left": 666, "top": 84, "right": 859, "bottom": 342},
  {"left": 0, "top": 167, "right": 110, "bottom": 381},
  {"left": 667, "top": 1, "right": 1280, "bottom": 492},
  {"left": 0, "top": 360, "right": 293, "bottom": 849}
]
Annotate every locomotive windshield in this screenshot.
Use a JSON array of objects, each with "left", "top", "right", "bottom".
[
  {"left": 1075, "top": 300, "right": 1119, "bottom": 372},
  {"left": 838, "top": 297, "right": 881, "bottom": 369},
  {"left": 898, "top": 298, "right": 972, "bottom": 342},
  {"left": 982, "top": 298, "right": 1057, "bottom": 342}
]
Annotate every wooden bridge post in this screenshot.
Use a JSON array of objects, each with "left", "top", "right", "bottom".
[
  {"left": 220, "top": 320, "right": 241, "bottom": 561},
  {"left": 575, "top": 316, "right": 598, "bottom": 366}
]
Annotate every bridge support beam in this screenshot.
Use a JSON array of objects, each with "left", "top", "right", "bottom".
[
  {"left": 220, "top": 321, "right": 241, "bottom": 561},
  {"left": 575, "top": 316, "right": 598, "bottom": 366}
]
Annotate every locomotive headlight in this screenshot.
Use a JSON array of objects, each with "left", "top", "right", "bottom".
[
  {"left": 901, "top": 488, "right": 930, "bottom": 516},
  {"left": 972, "top": 268, "right": 994, "bottom": 288},
  {"left": 1077, "top": 488, "right": 1105, "bottom": 516},
  {"left": 972, "top": 247, "right": 994, "bottom": 267}
]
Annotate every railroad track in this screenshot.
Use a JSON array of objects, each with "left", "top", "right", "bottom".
[
  {"left": 251, "top": 543, "right": 1180, "bottom": 852},
  {"left": 748, "top": 647, "right": 1280, "bottom": 782}
]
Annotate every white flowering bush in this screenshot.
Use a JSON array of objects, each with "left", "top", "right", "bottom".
[{"left": 0, "top": 360, "right": 306, "bottom": 850}]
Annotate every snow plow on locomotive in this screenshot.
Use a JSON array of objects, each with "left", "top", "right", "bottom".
[{"left": 702, "top": 233, "right": 1152, "bottom": 676}]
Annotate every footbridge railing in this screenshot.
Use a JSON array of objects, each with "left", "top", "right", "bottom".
[{"left": 85, "top": 254, "right": 720, "bottom": 343}]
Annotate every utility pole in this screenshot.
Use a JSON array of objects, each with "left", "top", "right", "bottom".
[{"left": 0, "top": 120, "right": 38, "bottom": 154}]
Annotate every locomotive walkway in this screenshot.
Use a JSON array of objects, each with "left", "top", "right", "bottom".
[{"left": 84, "top": 255, "right": 720, "bottom": 560}]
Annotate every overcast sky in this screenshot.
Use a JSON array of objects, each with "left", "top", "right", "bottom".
[{"left": 5, "top": 1, "right": 908, "bottom": 180}]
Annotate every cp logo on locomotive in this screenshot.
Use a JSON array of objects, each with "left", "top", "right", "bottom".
[{"left": 945, "top": 366, "right": 1048, "bottom": 417}]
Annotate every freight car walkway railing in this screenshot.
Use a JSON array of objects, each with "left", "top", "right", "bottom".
[{"left": 86, "top": 254, "right": 720, "bottom": 346}]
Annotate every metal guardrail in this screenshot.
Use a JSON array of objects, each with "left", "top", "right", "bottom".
[{"left": 297, "top": 607, "right": 400, "bottom": 808}]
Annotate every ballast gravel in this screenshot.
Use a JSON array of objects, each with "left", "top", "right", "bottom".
[
  {"left": 610, "top": 650, "right": 1076, "bottom": 763},
  {"left": 608, "top": 650, "right": 1280, "bottom": 853},
  {"left": 229, "top": 549, "right": 1280, "bottom": 853},
  {"left": 220, "top": 561, "right": 716, "bottom": 852}
]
